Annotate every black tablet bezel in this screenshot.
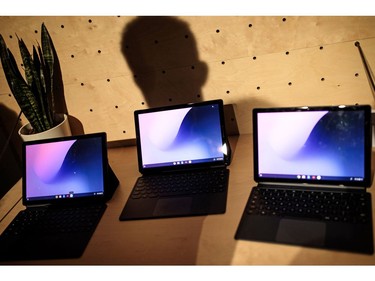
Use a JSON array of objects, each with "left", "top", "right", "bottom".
[
  {"left": 253, "top": 105, "right": 372, "bottom": 188},
  {"left": 134, "top": 99, "right": 229, "bottom": 175},
  {"left": 22, "top": 132, "right": 108, "bottom": 206}
]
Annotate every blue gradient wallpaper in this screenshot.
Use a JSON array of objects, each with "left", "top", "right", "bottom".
[
  {"left": 257, "top": 110, "right": 366, "bottom": 180},
  {"left": 25, "top": 137, "right": 104, "bottom": 200},
  {"left": 138, "top": 104, "right": 224, "bottom": 168}
]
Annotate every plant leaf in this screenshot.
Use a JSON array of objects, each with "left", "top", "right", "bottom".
[
  {"left": 1, "top": 34, "right": 46, "bottom": 132},
  {"left": 41, "top": 23, "right": 54, "bottom": 117},
  {"left": 32, "top": 46, "right": 53, "bottom": 128},
  {"left": 18, "top": 37, "right": 53, "bottom": 130},
  {"left": 0, "top": 34, "right": 24, "bottom": 86},
  {"left": 41, "top": 23, "right": 67, "bottom": 121},
  {"left": 18, "top": 38, "right": 33, "bottom": 86},
  {"left": 10, "top": 74, "right": 46, "bottom": 132}
]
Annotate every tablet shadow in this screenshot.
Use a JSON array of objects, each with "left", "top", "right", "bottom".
[
  {"left": 0, "top": 104, "right": 22, "bottom": 199},
  {"left": 121, "top": 16, "right": 208, "bottom": 108}
]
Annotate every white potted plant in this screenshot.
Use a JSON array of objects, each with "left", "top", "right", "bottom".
[{"left": 0, "top": 23, "right": 71, "bottom": 141}]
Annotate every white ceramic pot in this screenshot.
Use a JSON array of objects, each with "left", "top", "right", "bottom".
[{"left": 18, "top": 114, "right": 72, "bottom": 142}]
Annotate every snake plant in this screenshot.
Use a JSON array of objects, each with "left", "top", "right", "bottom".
[{"left": 0, "top": 23, "right": 64, "bottom": 134}]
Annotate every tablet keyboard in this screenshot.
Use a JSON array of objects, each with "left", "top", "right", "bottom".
[
  {"left": 131, "top": 169, "right": 228, "bottom": 199},
  {"left": 1, "top": 204, "right": 106, "bottom": 238},
  {"left": 247, "top": 187, "right": 371, "bottom": 224}
]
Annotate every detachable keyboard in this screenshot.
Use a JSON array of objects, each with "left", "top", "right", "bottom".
[
  {"left": 1, "top": 204, "right": 106, "bottom": 238},
  {"left": 131, "top": 169, "right": 228, "bottom": 199},
  {"left": 247, "top": 187, "right": 371, "bottom": 224}
]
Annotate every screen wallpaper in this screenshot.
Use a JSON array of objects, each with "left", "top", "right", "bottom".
[
  {"left": 25, "top": 137, "right": 104, "bottom": 201},
  {"left": 138, "top": 104, "right": 225, "bottom": 168},
  {"left": 257, "top": 110, "right": 366, "bottom": 182}
]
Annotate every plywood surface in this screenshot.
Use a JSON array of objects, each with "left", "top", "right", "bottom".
[{"left": 1, "top": 16, "right": 375, "bottom": 141}]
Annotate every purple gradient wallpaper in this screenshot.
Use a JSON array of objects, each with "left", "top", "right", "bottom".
[
  {"left": 25, "top": 138, "right": 105, "bottom": 200},
  {"left": 138, "top": 105, "right": 224, "bottom": 168},
  {"left": 257, "top": 110, "right": 366, "bottom": 180}
]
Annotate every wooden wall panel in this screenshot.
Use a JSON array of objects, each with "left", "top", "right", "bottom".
[{"left": 1, "top": 16, "right": 375, "bottom": 142}]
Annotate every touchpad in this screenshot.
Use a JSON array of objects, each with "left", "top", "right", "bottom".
[
  {"left": 276, "top": 219, "right": 326, "bottom": 247},
  {"left": 153, "top": 197, "right": 192, "bottom": 216}
]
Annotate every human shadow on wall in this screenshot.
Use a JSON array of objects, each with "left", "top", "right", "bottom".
[
  {"left": 121, "top": 16, "right": 239, "bottom": 136},
  {"left": 121, "top": 16, "right": 208, "bottom": 108}
]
